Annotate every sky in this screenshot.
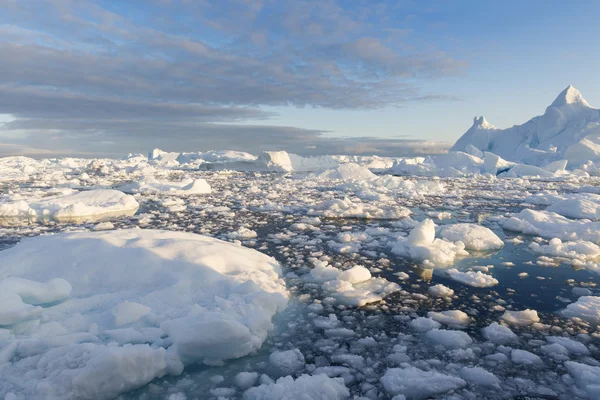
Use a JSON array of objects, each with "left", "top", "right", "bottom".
[{"left": 0, "top": 0, "right": 599, "bottom": 158}]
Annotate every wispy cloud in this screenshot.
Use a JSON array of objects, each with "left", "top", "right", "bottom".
[{"left": 0, "top": 0, "right": 462, "bottom": 157}]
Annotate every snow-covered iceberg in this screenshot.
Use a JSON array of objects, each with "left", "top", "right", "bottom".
[{"left": 452, "top": 85, "right": 600, "bottom": 167}]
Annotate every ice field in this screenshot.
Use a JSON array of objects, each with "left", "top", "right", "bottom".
[{"left": 1, "top": 87, "right": 600, "bottom": 399}]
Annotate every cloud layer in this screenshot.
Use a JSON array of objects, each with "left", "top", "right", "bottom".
[{"left": 0, "top": 0, "right": 461, "bottom": 157}]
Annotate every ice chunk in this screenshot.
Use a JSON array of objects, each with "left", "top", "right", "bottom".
[
  {"left": 314, "top": 163, "right": 376, "bottom": 181},
  {"left": 269, "top": 349, "right": 305, "bottom": 376},
  {"left": 428, "top": 310, "right": 471, "bottom": 326},
  {"left": 391, "top": 219, "right": 468, "bottom": 266},
  {"left": 438, "top": 223, "right": 504, "bottom": 251},
  {"left": 308, "top": 197, "right": 410, "bottom": 219},
  {"left": 546, "top": 336, "right": 590, "bottom": 355},
  {"left": 244, "top": 374, "right": 349, "bottom": 400},
  {"left": 428, "top": 284, "right": 454, "bottom": 298},
  {"left": 500, "top": 209, "right": 600, "bottom": 243},
  {"left": 425, "top": 329, "right": 473, "bottom": 349},
  {"left": 500, "top": 309, "right": 540, "bottom": 326},
  {"left": 562, "top": 296, "right": 600, "bottom": 324},
  {"left": 565, "top": 361, "right": 600, "bottom": 400},
  {"left": 482, "top": 322, "right": 517, "bottom": 344},
  {"left": 459, "top": 367, "right": 500, "bottom": 389},
  {"left": 446, "top": 269, "right": 498, "bottom": 288},
  {"left": 380, "top": 367, "right": 466, "bottom": 399},
  {"left": 112, "top": 301, "right": 151, "bottom": 327},
  {"left": 529, "top": 238, "right": 600, "bottom": 262},
  {"left": 235, "top": 371, "right": 259, "bottom": 390},
  {"left": 0, "top": 277, "right": 71, "bottom": 325},
  {"left": 409, "top": 317, "right": 441, "bottom": 332},
  {"left": 0, "top": 189, "right": 139, "bottom": 223},
  {"left": 120, "top": 176, "right": 211, "bottom": 195},
  {"left": 0, "top": 229, "right": 288, "bottom": 397},
  {"left": 546, "top": 198, "right": 600, "bottom": 221},
  {"left": 511, "top": 349, "right": 543, "bottom": 366}
]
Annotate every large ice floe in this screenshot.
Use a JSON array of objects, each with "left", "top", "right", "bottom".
[
  {"left": 0, "top": 189, "right": 139, "bottom": 223},
  {"left": 0, "top": 229, "right": 288, "bottom": 399}
]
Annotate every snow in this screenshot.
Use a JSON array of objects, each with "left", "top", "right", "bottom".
[
  {"left": 243, "top": 374, "right": 349, "bottom": 400},
  {"left": 561, "top": 296, "right": 600, "bottom": 324},
  {"left": 438, "top": 223, "right": 504, "bottom": 252},
  {"left": 0, "top": 189, "right": 139, "bottom": 223},
  {"left": 381, "top": 367, "right": 466, "bottom": 399},
  {"left": 0, "top": 229, "right": 288, "bottom": 399},
  {"left": 446, "top": 268, "right": 499, "bottom": 288},
  {"left": 500, "top": 309, "right": 540, "bottom": 326}
]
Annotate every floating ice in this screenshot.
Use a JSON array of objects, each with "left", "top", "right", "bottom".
[
  {"left": 0, "top": 229, "right": 288, "bottom": 399},
  {"left": 561, "top": 296, "right": 600, "bottom": 324},
  {"left": 438, "top": 223, "right": 504, "bottom": 252},
  {"left": 446, "top": 268, "right": 499, "bottom": 288},
  {"left": 391, "top": 219, "right": 468, "bottom": 266},
  {"left": 381, "top": 366, "right": 466, "bottom": 399},
  {"left": 500, "top": 309, "right": 540, "bottom": 326},
  {"left": 0, "top": 189, "right": 139, "bottom": 223}
]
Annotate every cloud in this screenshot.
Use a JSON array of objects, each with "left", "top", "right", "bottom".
[{"left": 0, "top": 0, "right": 461, "bottom": 157}]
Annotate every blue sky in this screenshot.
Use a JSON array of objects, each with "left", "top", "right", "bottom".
[{"left": 0, "top": 0, "right": 598, "bottom": 157}]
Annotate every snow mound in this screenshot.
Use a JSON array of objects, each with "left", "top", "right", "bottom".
[
  {"left": 438, "top": 223, "right": 504, "bottom": 251},
  {"left": 0, "top": 229, "right": 288, "bottom": 399},
  {"left": 0, "top": 189, "right": 139, "bottom": 223}
]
